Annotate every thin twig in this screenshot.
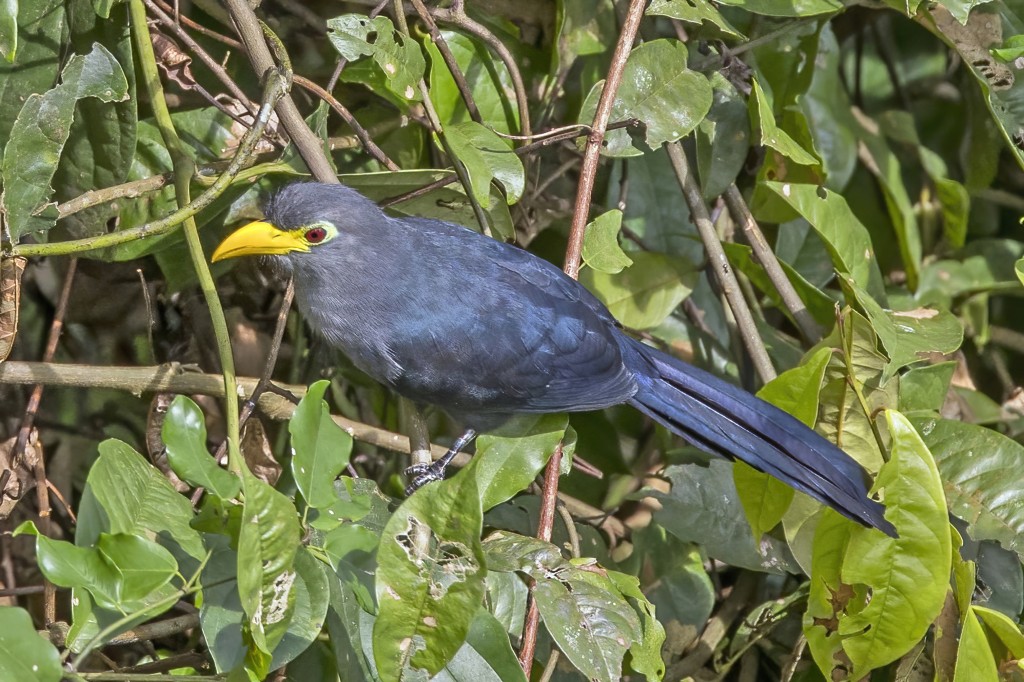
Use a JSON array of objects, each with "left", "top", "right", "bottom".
[
  {"left": 519, "top": 1, "right": 647, "bottom": 671},
  {"left": 408, "top": 0, "right": 481, "bottom": 124},
  {"left": 221, "top": 0, "right": 338, "bottom": 183},
  {"left": 434, "top": 1, "right": 532, "bottom": 138},
  {"left": 665, "top": 142, "right": 776, "bottom": 384},
  {"left": 15, "top": 257, "right": 76, "bottom": 625},
  {"left": 724, "top": 184, "right": 822, "bottom": 342},
  {"left": 214, "top": 280, "right": 295, "bottom": 466},
  {"left": 393, "top": 1, "right": 491, "bottom": 235},
  {"left": 144, "top": 0, "right": 256, "bottom": 118},
  {"left": 293, "top": 75, "right": 400, "bottom": 170},
  {"left": 562, "top": 0, "right": 645, "bottom": 279},
  {"left": 517, "top": 443, "right": 563, "bottom": 673},
  {"left": 131, "top": 0, "right": 244, "bottom": 473}
]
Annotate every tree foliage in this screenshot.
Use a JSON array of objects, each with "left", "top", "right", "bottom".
[{"left": 1, "top": 0, "right": 1024, "bottom": 680}]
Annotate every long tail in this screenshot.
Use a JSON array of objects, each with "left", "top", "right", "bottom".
[{"left": 622, "top": 337, "right": 895, "bottom": 536}]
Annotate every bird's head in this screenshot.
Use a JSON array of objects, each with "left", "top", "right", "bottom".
[{"left": 211, "top": 182, "right": 384, "bottom": 271}]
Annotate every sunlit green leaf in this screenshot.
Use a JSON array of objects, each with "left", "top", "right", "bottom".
[
  {"left": 374, "top": 467, "right": 486, "bottom": 678},
  {"left": 327, "top": 14, "right": 424, "bottom": 101},
  {"left": 579, "top": 39, "right": 712, "bottom": 157},
  {"left": 443, "top": 121, "right": 524, "bottom": 207},
  {"left": 163, "top": 396, "right": 240, "bottom": 500},
  {"left": 290, "top": 380, "right": 352, "bottom": 509},
  {"left": 582, "top": 209, "right": 632, "bottom": 274},
  {"left": 749, "top": 79, "right": 818, "bottom": 167},
  {"left": 805, "top": 410, "right": 951, "bottom": 679}
]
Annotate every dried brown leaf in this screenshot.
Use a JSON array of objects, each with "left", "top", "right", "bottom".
[
  {"left": 0, "top": 256, "right": 26, "bottom": 362},
  {"left": 241, "top": 417, "right": 280, "bottom": 486},
  {"left": 146, "top": 393, "right": 189, "bottom": 492},
  {"left": 0, "top": 431, "right": 41, "bottom": 519}
]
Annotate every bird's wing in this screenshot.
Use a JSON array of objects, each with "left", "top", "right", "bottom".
[{"left": 382, "top": 219, "right": 637, "bottom": 416}]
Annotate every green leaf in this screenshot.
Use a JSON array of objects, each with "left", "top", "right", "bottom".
[
  {"left": 427, "top": 30, "right": 519, "bottom": 134},
  {"left": 651, "top": 462, "right": 797, "bottom": 573},
  {"left": 162, "top": 396, "right": 240, "bottom": 500},
  {"left": 0, "top": 607, "right": 61, "bottom": 682},
  {"left": 14, "top": 521, "right": 121, "bottom": 609},
  {"left": 556, "top": 0, "right": 617, "bottom": 67},
  {"left": 55, "top": 5, "right": 138, "bottom": 243},
  {"left": 2, "top": 42, "right": 129, "bottom": 238},
  {"left": 443, "top": 121, "right": 524, "bottom": 207},
  {"left": 582, "top": 210, "right": 633, "bottom": 273},
  {"left": 749, "top": 79, "right": 818, "bottom": 166},
  {"left": 580, "top": 251, "right": 699, "bottom": 329},
  {"left": 339, "top": 169, "right": 516, "bottom": 241},
  {"left": 899, "top": 362, "right": 956, "bottom": 412},
  {"left": 373, "top": 468, "right": 486, "bottom": 678},
  {"left": 579, "top": 39, "right": 712, "bottom": 157},
  {"left": 695, "top": 74, "right": 751, "bottom": 199},
  {"left": 763, "top": 181, "right": 887, "bottom": 301},
  {"left": 804, "top": 410, "right": 951, "bottom": 679},
  {"left": 443, "top": 609, "right": 528, "bottom": 681},
  {"left": 717, "top": 0, "right": 842, "bottom": 14},
  {"left": 0, "top": 0, "right": 16, "bottom": 62},
  {"left": 735, "top": 347, "right": 832, "bottom": 537},
  {"left": 606, "top": 571, "right": 667, "bottom": 682},
  {"left": 290, "top": 380, "right": 352, "bottom": 509},
  {"left": 910, "top": 416, "right": 1024, "bottom": 560},
  {"left": 484, "top": 532, "right": 644, "bottom": 680},
  {"left": 464, "top": 414, "right": 566, "bottom": 511},
  {"left": 844, "top": 281, "right": 963, "bottom": 382},
  {"left": 533, "top": 569, "right": 640, "bottom": 681},
  {"left": 0, "top": 0, "right": 64, "bottom": 167},
  {"left": 856, "top": 113, "right": 923, "bottom": 290},
  {"left": 209, "top": 535, "right": 311, "bottom": 680},
  {"left": 724, "top": 241, "right": 835, "bottom": 323},
  {"left": 973, "top": 605, "right": 1024, "bottom": 658},
  {"left": 95, "top": 533, "right": 177, "bottom": 603},
  {"left": 237, "top": 475, "right": 302, "bottom": 656},
  {"left": 76, "top": 439, "right": 205, "bottom": 570},
  {"left": 993, "top": 34, "right": 1024, "bottom": 61},
  {"left": 327, "top": 14, "right": 424, "bottom": 101},
  {"left": 646, "top": 0, "right": 742, "bottom": 38},
  {"left": 816, "top": 309, "right": 893, "bottom": 473},
  {"left": 953, "top": 607, "right": 1000, "bottom": 682}
]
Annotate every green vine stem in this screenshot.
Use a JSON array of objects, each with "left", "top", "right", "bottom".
[
  {"left": 7, "top": 72, "right": 290, "bottom": 259},
  {"left": 126, "top": 0, "right": 246, "bottom": 473}
]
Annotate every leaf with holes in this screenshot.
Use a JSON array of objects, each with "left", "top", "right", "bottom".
[{"left": 373, "top": 470, "right": 486, "bottom": 678}]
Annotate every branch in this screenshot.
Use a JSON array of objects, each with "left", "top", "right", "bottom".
[
  {"left": 723, "top": 184, "right": 823, "bottom": 342},
  {"left": 665, "top": 142, "right": 776, "bottom": 384},
  {"left": 221, "top": 0, "right": 338, "bottom": 183},
  {"left": 519, "top": 0, "right": 647, "bottom": 673}
]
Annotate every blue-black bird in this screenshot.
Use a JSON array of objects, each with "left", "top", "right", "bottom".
[{"left": 212, "top": 182, "right": 895, "bottom": 535}]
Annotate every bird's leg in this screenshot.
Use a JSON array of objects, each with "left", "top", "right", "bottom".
[{"left": 404, "top": 428, "right": 477, "bottom": 495}]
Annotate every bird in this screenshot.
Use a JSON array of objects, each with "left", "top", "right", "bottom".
[{"left": 212, "top": 182, "right": 895, "bottom": 536}]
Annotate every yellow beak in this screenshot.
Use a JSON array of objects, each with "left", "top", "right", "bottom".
[{"left": 211, "top": 221, "right": 309, "bottom": 262}]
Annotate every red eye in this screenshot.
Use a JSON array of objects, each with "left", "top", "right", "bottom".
[{"left": 305, "top": 227, "right": 327, "bottom": 243}]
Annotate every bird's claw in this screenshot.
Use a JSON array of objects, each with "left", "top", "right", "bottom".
[{"left": 404, "top": 462, "right": 448, "bottom": 496}]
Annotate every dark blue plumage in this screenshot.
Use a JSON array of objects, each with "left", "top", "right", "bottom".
[{"left": 248, "top": 182, "right": 895, "bottom": 535}]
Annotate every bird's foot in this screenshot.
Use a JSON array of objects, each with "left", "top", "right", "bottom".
[
  {"left": 403, "top": 461, "right": 448, "bottom": 496},
  {"left": 403, "top": 428, "right": 477, "bottom": 496}
]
